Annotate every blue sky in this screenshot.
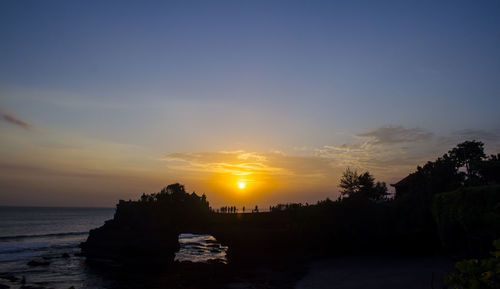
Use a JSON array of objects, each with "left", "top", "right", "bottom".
[{"left": 1, "top": 0, "right": 499, "bottom": 206}]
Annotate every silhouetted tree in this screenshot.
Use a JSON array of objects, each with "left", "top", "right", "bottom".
[
  {"left": 448, "top": 140, "right": 486, "bottom": 184},
  {"left": 339, "top": 168, "right": 361, "bottom": 197},
  {"left": 479, "top": 154, "right": 500, "bottom": 184},
  {"left": 339, "top": 168, "right": 388, "bottom": 201}
]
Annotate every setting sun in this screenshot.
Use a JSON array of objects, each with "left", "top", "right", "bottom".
[{"left": 237, "top": 181, "right": 246, "bottom": 189}]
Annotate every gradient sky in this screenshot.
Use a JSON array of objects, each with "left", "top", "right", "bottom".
[{"left": 1, "top": 0, "right": 499, "bottom": 207}]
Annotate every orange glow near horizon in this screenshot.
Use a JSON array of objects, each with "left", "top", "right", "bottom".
[{"left": 206, "top": 169, "right": 280, "bottom": 205}]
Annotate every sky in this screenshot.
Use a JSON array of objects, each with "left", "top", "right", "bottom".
[{"left": 1, "top": 0, "right": 499, "bottom": 208}]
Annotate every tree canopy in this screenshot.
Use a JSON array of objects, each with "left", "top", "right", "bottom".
[
  {"left": 339, "top": 168, "right": 388, "bottom": 201},
  {"left": 448, "top": 140, "right": 486, "bottom": 184}
]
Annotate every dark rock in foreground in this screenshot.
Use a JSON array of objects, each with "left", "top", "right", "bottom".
[
  {"left": 80, "top": 183, "right": 406, "bottom": 266},
  {"left": 81, "top": 219, "right": 179, "bottom": 266},
  {"left": 81, "top": 184, "right": 209, "bottom": 266}
]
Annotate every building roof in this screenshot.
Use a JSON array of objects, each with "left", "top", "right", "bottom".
[{"left": 390, "top": 175, "right": 411, "bottom": 187}]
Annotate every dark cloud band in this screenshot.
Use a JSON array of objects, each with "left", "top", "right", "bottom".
[{"left": 1, "top": 110, "right": 31, "bottom": 129}]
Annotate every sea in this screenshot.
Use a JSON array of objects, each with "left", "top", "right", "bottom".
[{"left": 0, "top": 207, "right": 227, "bottom": 289}]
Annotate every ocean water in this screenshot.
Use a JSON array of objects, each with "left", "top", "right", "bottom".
[
  {"left": 0, "top": 207, "right": 227, "bottom": 289},
  {"left": 175, "top": 233, "right": 228, "bottom": 264}
]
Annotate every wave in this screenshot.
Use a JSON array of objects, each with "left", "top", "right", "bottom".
[{"left": 0, "top": 231, "right": 89, "bottom": 242}]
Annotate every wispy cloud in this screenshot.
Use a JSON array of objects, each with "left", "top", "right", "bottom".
[
  {"left": 356, "top": 126, "right": 433, "bottom": 144},
  {"left": 162, "top": 125, "right": 500, "bottom": 187},
  {"left": 452, "top": 128, "right": 500, "bottom": 142},
  {"left": 161, "top": 150, "right": 340, "bottom": 205},
  {"left": 319, "top": 125, "right": 500, "bottom": 182},
  {"left": 0, "top": 109, "right": 32, "bottom": 130},
  {"left": 318, "top": 126, "right": 437, "bottom": 172},
  {"left": 163, "top": 151, "right": 333, "bottom": 178},
  {"left": 318, "top": 141, "right": 428, "bottom": 174}
]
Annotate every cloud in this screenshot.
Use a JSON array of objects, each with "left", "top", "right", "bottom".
[
  {"left": 452, "top": 128, "right": 500, "bottom": 142},
  {"left": 357, "top": 126, "right": 433, "bottom": 144},
  {"left": 161, "top": 150, "right": 342, "bottom": 206},
  {"left": 318, "top": 142, "right": 427, "bottom": 171},
  {"left": 320, "top": 125, "right": 437, "bottom": 169},
  {"left": 317, "top": 126, "right": 446, "bottom": 183},
  {"left": 320, "top": 125, "right": 500, "bottom": 184},
  {"left": 163, "top": 151, "right": 333, "bottom": 178},
  {"left": 0, "top": 109, "right": 32, "bottom": 129},
  {"left": 161, "top": 126, "right": 442, "bottom": 194},
  {"left": 163, "top": 126, "right": 500, "bottom": 187}
]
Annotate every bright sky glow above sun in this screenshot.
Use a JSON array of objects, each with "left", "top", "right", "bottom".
[{"left": 0, "top": 0, "right": 499, "bottom": 207}]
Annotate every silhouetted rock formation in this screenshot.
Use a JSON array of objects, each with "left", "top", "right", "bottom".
[
  {"left": 81, "top": 219, "right": 179, "bottom": 266},
  {"left": 81, "top": 183, "right": 211, "bottom": 266}
]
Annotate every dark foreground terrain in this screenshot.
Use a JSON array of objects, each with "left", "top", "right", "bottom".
[
  {"left": 82, "top": 254, "right": 453, "bottom": 289},
  {"left": 296, "top": 255, "right": 454, "bottom": 289}
]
